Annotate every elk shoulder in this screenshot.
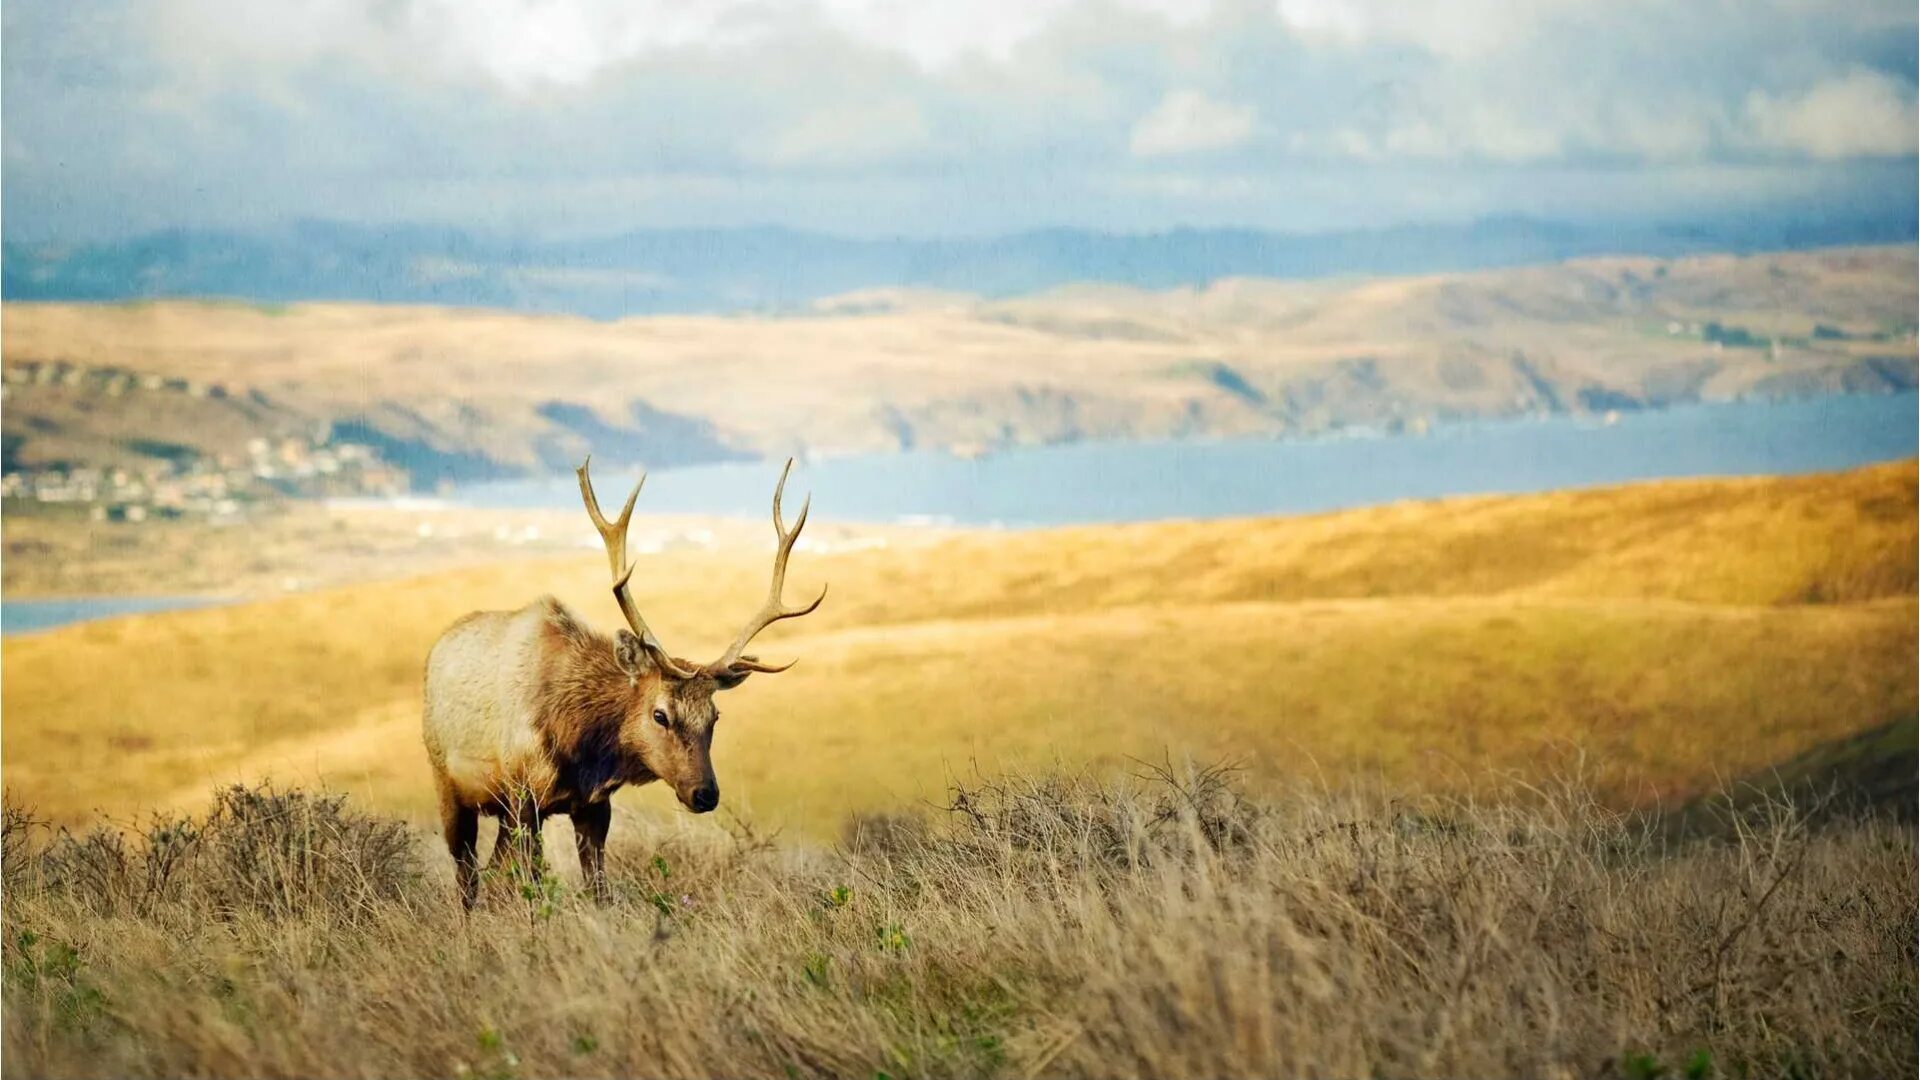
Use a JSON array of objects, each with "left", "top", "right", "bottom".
[{"left": 422, "top": 596, "right": 593, "bottom": 809}]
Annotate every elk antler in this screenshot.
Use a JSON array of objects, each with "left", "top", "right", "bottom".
[
  {"left": 577, "top": 456, "right": 699, "bottom": 679},
  {"left": 709, "top": 458, "right": 827, "bottom": 674}
]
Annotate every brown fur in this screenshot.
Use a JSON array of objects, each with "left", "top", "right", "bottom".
[{"left": 423, "top": 596, "right": 737, "bottom": 909}]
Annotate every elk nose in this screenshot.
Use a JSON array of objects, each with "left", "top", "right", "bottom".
[{"left": 690, "top": 784, "right": 719, "bottom": 813}]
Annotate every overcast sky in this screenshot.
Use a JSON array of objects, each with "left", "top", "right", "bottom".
[{"left": 5, "top": 0, "right": 1915, "bottom": 241}]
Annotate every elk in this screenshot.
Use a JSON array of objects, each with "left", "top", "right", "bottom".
[{"left": 422, "top": 457, "right": 824, "bottom": 908}]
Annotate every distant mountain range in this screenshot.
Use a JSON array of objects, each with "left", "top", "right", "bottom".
[{"left": 5, "top": 212, "right": 1914, "bottom": 318}]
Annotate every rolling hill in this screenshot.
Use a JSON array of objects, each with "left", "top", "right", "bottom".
[
  {"left": 4, "top": 461, "right": 1912, "bottom": 833},
  {"left": 3, "top": 246, "right": 1914, "bottom": 486}
]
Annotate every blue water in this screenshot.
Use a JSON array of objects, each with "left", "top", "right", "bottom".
[
  {"left": 7, "top": 393, "right": 1913, "bottom": 635},
  {"left": 458, "top": 392, "right": 1918, "bottom": 526},
  {"left": 2, "top": 595, "right": 226, "bottom": 636}
]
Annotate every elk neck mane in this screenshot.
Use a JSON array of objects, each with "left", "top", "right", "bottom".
[{"left": 532, "top": 597, "right": 654, "bottom": 801}]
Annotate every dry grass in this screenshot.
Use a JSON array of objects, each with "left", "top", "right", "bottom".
[
  {"left": 4, "top": 461, "right": 1914, "bottom": 831},
  {"left": 3, "top": 770, "right": 1913, "bottom": 1079}
]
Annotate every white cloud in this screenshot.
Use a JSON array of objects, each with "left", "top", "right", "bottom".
[
  {"left": 153, "top": 0, "right": 1220, "bottom": 90},
  {"left": 815, "top": 0, "right": 1071, "bottom": 68},
  {"left": 1365, "top": 109, "right": 1565, "bottom": 163},
  {"left": 1273, "top": 0, "right": 1583, "bottom": 58},
  {"left": 404, "top": 0, "right": 769, "bottom": 91},
  {"left": 1746, "top": 70, "right": 1918, "bottom": 159},
  {"left": 751, "top": 98, "right": 936, "bottom": 167},
  {"left": 1129, "top": 90, "right": 1258, "bottom": 157}
]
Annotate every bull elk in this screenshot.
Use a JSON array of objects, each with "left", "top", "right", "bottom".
[{"left": 422, "top": 457, "right": 824, "bottom": 908}]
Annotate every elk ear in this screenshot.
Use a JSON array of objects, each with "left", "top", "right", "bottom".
[
  {"left": 614, "top": 630, "right": 650, "bottom": 677},
  {"left": 711, "top": 666, "right": 751, "bottom": 691}
]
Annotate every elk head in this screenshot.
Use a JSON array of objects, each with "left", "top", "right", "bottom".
[{"left": 577, "top": 456, "right": 825, "bottom": 813}]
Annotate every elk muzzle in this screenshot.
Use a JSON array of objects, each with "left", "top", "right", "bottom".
[{"left": 681, "top": 782, "right": 719, "bottom": 813}]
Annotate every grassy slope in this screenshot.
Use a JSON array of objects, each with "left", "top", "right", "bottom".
[{"left": 4, "top": 461, "right": 1913, "bottom": 832}]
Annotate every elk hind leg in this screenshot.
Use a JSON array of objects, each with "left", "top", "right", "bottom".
[{"left": 440, "top": 789, "right": 480, "bottom": 912}]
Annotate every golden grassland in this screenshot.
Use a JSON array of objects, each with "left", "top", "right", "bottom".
[
  {"left": 4, "top": 461, "right": 1913, "bottom": 834},
  {"left": 3, "top": 770, "right": 1914, "bottom": 1079}
]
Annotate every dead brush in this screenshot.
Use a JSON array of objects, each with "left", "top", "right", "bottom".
[
  {"left": 8, "top": 783, "right": 417, "bottom": 923},
  {"left": 936, "top": 759, "right": 1262, "bottom": 876},
  {"left": 193, "top": 783, "right": 417, "bottom": 920},
  {"left": 1, "top": 804, "right": 46, "bottom": 895},
  {"left": 16, "top": 813, "right": 202, "bottom": 919}
]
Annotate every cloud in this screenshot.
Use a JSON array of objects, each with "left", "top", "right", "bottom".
[
  {"left": 1310, "top": 110, "right": 1566, "bottom": 164},
  {"left": 1273, "top": 0, "right": 1582, "bottom": 58},
  {"left": 816, "top": 0, "right": 1072, "bottom": 68},
  {"left": 1, "top": 0, "right": 1914, "bottom": 241},
  {"left": 1746, "top": 70, "right": 1918, "bottom": 159},
  {"left": 407, "top": 0, "right": 766, "bottom": 91},
  {"left": 1130, "top": 90, "right": 1258, "bottom": 157},
  {"left": 752, "top": 98, "right": 936, "bottom": 167}
]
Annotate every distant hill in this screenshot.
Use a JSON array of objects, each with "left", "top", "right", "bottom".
[
  {"left": 4, "top": 246, "right": 1914, "bottom": 487},
  {"left": 5, "top": 212, "right": 1914, "bottom": 318}
]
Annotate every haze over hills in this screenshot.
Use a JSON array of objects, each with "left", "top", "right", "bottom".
[
  {"left": 4, "top": 246, "right": 1913, "bottom": 489},
  {"left": 5, "top": 212, "right": 1915, "bottom": 318}
]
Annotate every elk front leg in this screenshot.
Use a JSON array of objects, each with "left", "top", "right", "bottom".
[
  {"left": 572, "top": 800, "right": 612, "bottom": 904},
  {"left": 441, "top": 794, "right": 480, "bottom": 912},
  {"left": 492, "top": 797, "right": 545, "bottom": 882}
]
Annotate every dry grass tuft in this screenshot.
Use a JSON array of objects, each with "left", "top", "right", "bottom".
[
  {"left": 934, "top": 759, "right": 1262, "bottom": 875},
  {"left": 4, "top": 770, "right": 1912, "bottom": 1079}
]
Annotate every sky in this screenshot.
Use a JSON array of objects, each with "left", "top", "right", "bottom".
[{"left": 4, "top": 0, "right": 1916, "bottom": 241}]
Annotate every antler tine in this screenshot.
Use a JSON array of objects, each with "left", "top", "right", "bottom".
[
  {"left": 576, "top": 454, "right": 644, "bottom": 580},
  {"left": 772, "top": 456, "right": 804, "bottom": 535},
  {"left": 710, "top": 458, "right": 828, "bottom": 673},
  {"left": 576, "top": 456, "right": 698, "bottom": 679},
  {"left": 727, "top": 655, "right": 798, "bottom": 674}
]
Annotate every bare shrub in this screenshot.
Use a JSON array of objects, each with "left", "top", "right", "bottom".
[
  {"left": 13, "top": 784, "right": 417, "bottom": 923},
  {"left": 194, "top": 784, "right": 419, "bottom": 920},
  {"left": 1, "top": 804, "right": 44, "bottom": 895}
]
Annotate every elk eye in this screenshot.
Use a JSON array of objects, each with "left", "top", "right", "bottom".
[{"left": 652, "top": 709, "right": 669, "bottom": 728}]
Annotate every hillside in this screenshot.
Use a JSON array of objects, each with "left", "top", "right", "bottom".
[
  {"left": 4, "top": 461, "right": 1912, "bottom": 832},
  {"left": 3, "top": 246, "right": 1914, "bottom": 488}
]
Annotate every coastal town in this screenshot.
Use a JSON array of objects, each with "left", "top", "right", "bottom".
[{"left": 2, "top": 359, "right": 410, "bottom": 518}]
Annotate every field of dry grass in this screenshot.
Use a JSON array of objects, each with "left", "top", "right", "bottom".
[
  {"left": 3, "top": 768, "right": 1912, "bottom": 1079},
  {"left": 4, "top": 461, "right": 1913, "bottom": 833}
]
